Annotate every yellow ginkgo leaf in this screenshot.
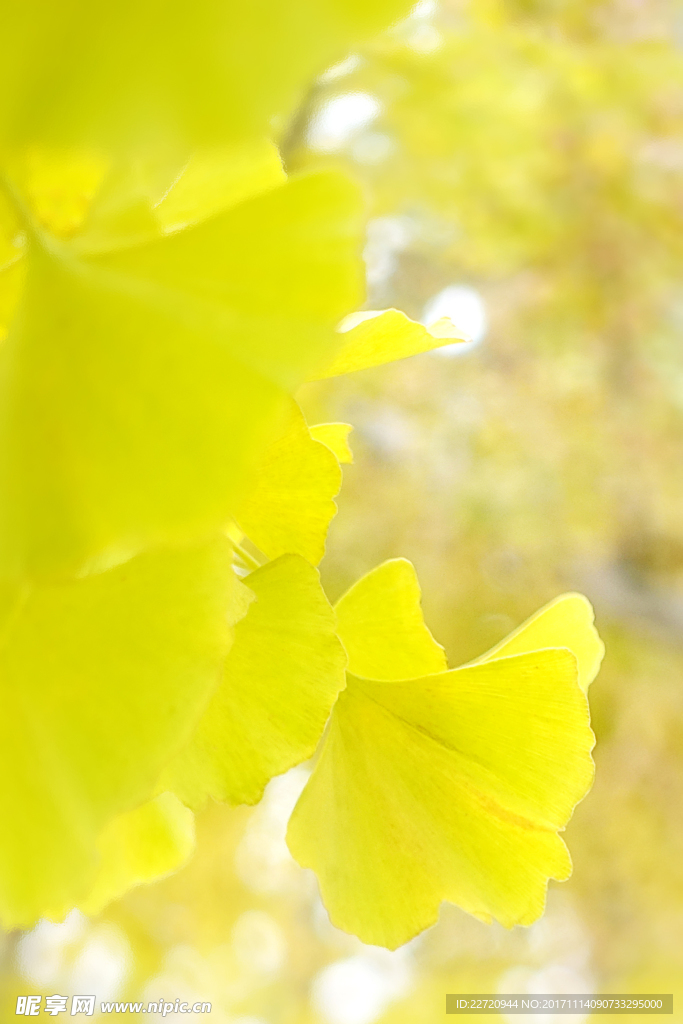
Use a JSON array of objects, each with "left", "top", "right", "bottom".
[
  {"left": 288, "top": 650, "right": 594, "bottom": 948},
  {"left": 77, "top": 793, "right": 195, "bottom": 917},
  {"left": 0, "top": 536, "right": 250, "bottom": 928},
  {"left": 0, "top": 171, "right": 363, "bottom": 580},
  {"left": 309, "top": 308, "right": 467, "bottom": 379},
  {"left": 309, "top": 422, "right": 354, "bottom": 464},
  {"left": 2, "top": 147, "right": 110, "bottom": 240},
  {"left": 0, "top": 0, "right": 414, "bottom": 151},
  {"left": 0, "top": 186, "right": 25, "bottom": 341},
  {"left": 72, "top": 156, "right": 168, "bottom": 256},
  {"left": 334, "top": 558, "right": 447, "bottom": 679},
  {"left": 163, "top": 554, "right": 346, "bottom": 808},
  {"left": 472, "top": 592, "right": 605, "bottom": 691},
  {"left": 235, "top": 403, "right": 342, "bottom": 565},
  {"left": 156, "top": 140, "right": 285, "bottom": 234},
  {"left": 0, "top": 261, "right": 24, "bottom": 344},
  {"left": 289, "top": 562, "right": 600, "bottom": 947}
]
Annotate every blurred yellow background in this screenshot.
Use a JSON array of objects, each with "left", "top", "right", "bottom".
[{"left": 3, "top": 0, "right": 683, "bottom": 1019}]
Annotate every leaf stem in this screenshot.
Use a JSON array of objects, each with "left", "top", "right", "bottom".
[{"left": 233, "top": 541, "right": 263, "bottom": 572}]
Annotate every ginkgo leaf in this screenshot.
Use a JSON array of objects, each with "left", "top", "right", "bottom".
[
  {"left": 0, "top": 536, "right": 250, "bottom": 928},
  {"left": 334, "top": 558, "right": 447, "bottom": 679},
  {"left": 4, "top": 148, "right": 110, "bottom": 239},
  {"left": 0, "top": 171, "right": 363, "bottom": 580},
  {"left": 0, "top": 188, "right": 23, "bottom": 264},
  {"left": 0, "top": 261, "right": 24, "bottom": 344},
  {"left": 0, "top": 189, "right": 25, "bottom": 342},
  {"left": 472, "top": 592, "right": 605, "bottom": 691},
  {"left": 99, "top": 171, "right": 363, "bottom": 389},
  {"left": 77, "top": 793, "right": 195, "bottom": 917},
  {"left": 235, "top": 403, "right": 342, "bottom": 565},
  {"left": 156, "top": 140, "right": 285, "bottom": 234},
  {"left": 309, "top": 422, "right": 354, "bottom": 464},
  {"left": 72, "top": 157, "right": 167, "bottom": 256},
  {"left": 288, "top": 650, "right": 594, "bottom": 948},
  {"left": 73, "top": 140, "right": 285, "bottom": 255},
  {"left": 309, "top": 308, "right": 467, "bottom": 379},
  {"left": 289, "top": 563, "right": 600, "bottom": 946},
  {"left": 0, "top": 0, "right": 414, "bottom": 151},
  {"left": 163, "top": 554, "right": 346, "bottom": 808}
]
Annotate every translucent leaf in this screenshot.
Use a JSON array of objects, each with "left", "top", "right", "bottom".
[
  {"left": 73, "top": 159, "right": 166, "bottom": 256},
  {"left": 0, "top": 189, "right": 25, "bottom": 342},
  {"left": 163, "top": 554, "right": 346, "bottom": 807},
  {"left": 0, "top": 261, "right": 24, "bottom": 344},
  {"left": 78, "top": 793, "right": 195, "bottom": 917},
  {"left": 309, "top": 422, "right": 354, "bottom": 464},
  {"left": 288, "top": 650, "right": 594, "bottom": 948},
  {"left": 0, "top": 188, "right": 23, "bottom": 264},
  {"left": 0, "top": 171, "right": 363, "bottom": 580},
  {"left": 4, "top": 148, "right": 110, "bottom": 239},
  {"left": 235, "top": 403, "right": 342, "bottom": 565},
  {"left": 0, "top": 536, "right": 249, "bottom": 928},
  {"left": 334, "top": 558, "right": 447, "bottom": 679},
  {"left": 290, "top": 568, "right": 600, "bottom": 946},
  {"left": 309, "top": 308, "right": 467, "bottom": 379},
  {"left": 0, "top": 0, "right": 414, "bottom": 151},
  {"left": 156, "top": 140, "right": 285, "bottom": 233},
  {"left": 98, "top": 171, "right": 363, "bottom": 390},
  {"left": 473, "top": 593, "right": 604, "bottom": 691}
]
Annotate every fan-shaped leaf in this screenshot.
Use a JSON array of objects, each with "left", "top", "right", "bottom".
[
  {"left": 156, "top": 140, "right": 285, "bottom": 234},
  {"left": 309, "top": 422, "right": 354, "bottom": 464},
  {"left": 473, "top": 592, "right": 604, "bottom": 691},
  {"left": 235, "top": 403, "right": 342, "bottom": 565},
  {"left": 0, "top": 171, "right": 363, "bottom": 580},
  {"left": 163, "top": 554, "right": 346, "bottom": 808},
  {"left": 0, "top": 536, "right": 248, "bottom": 928},
  {"left": 334, "top": 558, "right": 447, "bottom": 679},
  {"left": 288, "top": 650, "right": 594, "bottom": 948},
  {"left": 0, "top": 0, "right": 414, "bottom": 150},
  {"left": 310, "top": 308, "right": 467, "bottom": 379},
  {"left": 78, "top": 793, "right": 195, "bottom": 916},
  {"left": 289, "top": 563, "right": 599, "bottom": 947}
]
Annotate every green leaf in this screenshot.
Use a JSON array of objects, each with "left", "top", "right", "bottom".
[
  {"left": 0, "top": 171, "right": 363, "bottom": 580},
  {"left": 309, "top": 422, "right": 354, "bottom": 464},
  {"left": 334, "top": 558, "right": 447, "bottom": 680},
  {"left": 472, "top": 592, "right": 605, "bottom": 692},
  {"left": 77, "top": 793, "right": 195, "bottom": 917},
  {"left": 235, "top": 402, "right": 342, "bottom": 565},
  {"left": 163, "top": 554, "right": 346, "bottom": 807},
  {"left": 288, "top": 651, "right": 594, "bottom": 948},
  {"left": 309, "top": 308, "right": 467, "bottom": 380},
  {"left": 0, "top": 536, "right": 249, "bottom": 928}
]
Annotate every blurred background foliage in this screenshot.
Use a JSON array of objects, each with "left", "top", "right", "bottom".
[{"left": 4, "top": 0, "right": 683, "bottom": 1019}]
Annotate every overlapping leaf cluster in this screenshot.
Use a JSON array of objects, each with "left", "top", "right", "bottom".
[{"left": 0, "top": 0, "right": 603, "bottom": 947}]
